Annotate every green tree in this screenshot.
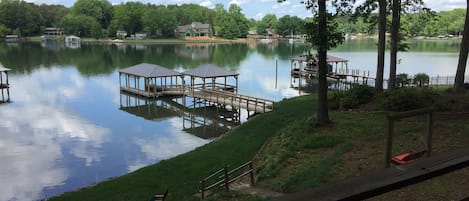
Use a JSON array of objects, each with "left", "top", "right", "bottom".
[
  {"left": 71, "top": 0, "right": 113, "bottom": 29},
  {"left": 142, "top": 6, "right": 177, "bottom": 38},
  {"left": 277, "top": 15, "right": 305, "bottom": 37},
  {"left": 229, "top": 4, "right": 249, "bottom": 38},
  {"left": 0, "top": 0, "right": 43, "bottom": 36},
  {"left": 38, "top": 4, "right": 70, "bottom": 27},
  {"left": 110, "top": 2, "right": 145, "bottom": 35},
  {"left": 60, "top": 14, "right": 102, "bottom": 38},
  {"left": 257, "top": 14, "right": 278, "bottom": 35}
]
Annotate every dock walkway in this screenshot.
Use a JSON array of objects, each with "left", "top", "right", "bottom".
[{"left": 120, "top": 86, "right": 274, "bottom": 114}]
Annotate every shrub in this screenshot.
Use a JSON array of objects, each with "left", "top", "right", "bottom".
[
  {"left": 328, "top": 84, "right": 375, "bottom": 110},
  {"left": 396, "top": 73, "right": 410, "bottom": 88},
  {"left": 376, "top": 88, "right": 437, "bottom": 111},
  {"left": 413, "top": 73, "right": 430, "bottom": 87}
]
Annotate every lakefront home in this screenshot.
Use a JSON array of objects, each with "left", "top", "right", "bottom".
[{"left": 176, "top": 22, "right": 212, "bottom": 38}]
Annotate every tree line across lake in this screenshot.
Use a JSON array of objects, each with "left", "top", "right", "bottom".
[{"left": 0, "top": 0, "right": 465, "bottom": 40}]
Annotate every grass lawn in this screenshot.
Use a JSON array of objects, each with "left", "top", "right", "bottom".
[{"left": 49, "top": 95, "right": 318, "bottom": 201}]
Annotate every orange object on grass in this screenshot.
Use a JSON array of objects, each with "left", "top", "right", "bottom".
[{"left": 391, "top": 150, "right": 427, "bottom": 165}]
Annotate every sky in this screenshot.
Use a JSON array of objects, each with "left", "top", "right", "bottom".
[{"left": 24, "top": 0, "right": 466, "bottom": 20}]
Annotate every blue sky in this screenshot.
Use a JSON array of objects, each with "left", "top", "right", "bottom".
[{"left": 25, "top": 0, "right": 466, "bottom": 20}]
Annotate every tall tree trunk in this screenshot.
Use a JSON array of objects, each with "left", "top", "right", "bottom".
[
  {"left": 454, "top": 0, "right": 469, "bottom": 92},
  {"left": 376, "top": 0, "right": 386, "bottom": 92},
  {"left": 389, "top": 0, "right": 401, "bottom": 89},
  {"left": 317, "top": 0, "right": 329, "bottom": 124}
]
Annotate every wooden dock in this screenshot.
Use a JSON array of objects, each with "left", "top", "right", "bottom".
[
  {"left": 189, "top": 89, "right": 274, "bottom": 114},
  {"left": 120, "top": 86, "right": 274, "bottom": 114}
]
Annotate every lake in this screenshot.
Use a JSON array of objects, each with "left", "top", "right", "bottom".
[{"left": 0, "top": 39, "right": 467, "bottom": 201}]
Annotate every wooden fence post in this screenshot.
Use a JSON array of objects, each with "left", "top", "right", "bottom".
[
  {"left": 200, "top": 180, "right": 205, "bottom": 199},
  {"left": 249, "top": 161, "right": 255, "bottom": 186},
  {"left": 224, "top": 165, "right": 229, "bottom": 191}
]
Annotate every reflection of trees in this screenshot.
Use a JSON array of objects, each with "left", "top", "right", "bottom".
[
  {"left": 276, "top": 42, "right": 310, "bottom": 60},
  {"left": 212, "top": 44, "right": 250, "bottom": 70}
]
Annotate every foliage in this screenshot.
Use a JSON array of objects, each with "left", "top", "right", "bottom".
[
  {"left": 142, "top": 6, "right": 177, "bottom": 38},
  {"left": 60, "top": 14, "right": 102, "bottom": 38},
  {"left": 256, "top": 14, "right": 278, "bottom": 35},
  {"left": 38, "top": 4, "right": 70, "bottom": 27},
  {"left": 71, "top": 0, "right": 113, "bottom": 29},
  {"left": 304, "top": 14, "right": 345, "bottom": 51},
  {"left": 329, "top": 84, "right": 375, "bottom": 110},
  {"left": 109, "top": 2, "right": 145, "bottom": 35},
  {"left": 213, "top": 4, "right": 249, "bottom": 39},
  {"left": 276, "top": 15, "right": 305, "bottom": 37},
  {"left": 396, "top": 73, "right": 410, "bottom": 87},
  {"left": 413, "top": 73, "right": 430, "bottom": 87},
  {"left": 376, "top": 88, "right": 438, "bottom": 111},
  {"left": 0, "top": 0, "right": 43, "bottom": 36}
]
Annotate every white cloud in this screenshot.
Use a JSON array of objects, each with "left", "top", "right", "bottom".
[
  {"left": 229, "top": 0, "right": 250, "bottom": 5},
  {"left": 200, "top": 0, "right": 214, "bottom": 8}
]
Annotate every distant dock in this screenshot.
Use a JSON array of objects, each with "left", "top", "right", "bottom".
[{"left": 290, "top": 54, "right": 375, "bottom": 84}]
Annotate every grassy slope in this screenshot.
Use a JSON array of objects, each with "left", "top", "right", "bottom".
[{"left": 50, "top": 95, "right": 317, "bottom": 201}]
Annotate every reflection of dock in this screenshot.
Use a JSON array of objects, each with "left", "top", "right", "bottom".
[
  {"left": 0, "top": 65, "right": 10, "bottom": 103},
  {"left": 119, "top": 92, "right": 241, "bottom": 139},
  {"left": 119, "top": 63, "right": 274, "bottom": 114}
]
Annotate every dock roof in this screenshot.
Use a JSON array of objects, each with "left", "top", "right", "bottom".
[
  {"left": 0, "top": 66, "right": 10, "bottom": 72},
  {"left": 182, "top": 64, "right": 239, "bottom": 78},
  {"left": 119, "top": 63, "right": 180, "bottom": 78},
  {"left": 291, "top": 55, "right": 348, "bottom": 63}
]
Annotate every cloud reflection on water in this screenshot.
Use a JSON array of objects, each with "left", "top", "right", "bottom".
[{"left": 0, "top": 66, "right": 111, "bottom": 200}]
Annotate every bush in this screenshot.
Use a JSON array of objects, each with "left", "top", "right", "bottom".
[
  {"left": 396, "top": 73, "right": 410, "bottom": 88},
  {"left": 329, "top": 84, "right": 375, "bottom": 110},
  {"left": 413, "top": 73, "right": 430, "bottom": 87},
  {"left": 376, "top": 88, "right": 437, "bottom": 111}
]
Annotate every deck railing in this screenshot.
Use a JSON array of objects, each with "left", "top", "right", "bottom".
[{"left": 199, "top": 161, "right": 254, "bottom": 199}]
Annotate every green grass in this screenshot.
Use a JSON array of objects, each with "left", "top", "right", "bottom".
[{"left": 49, "top": 95, "right": 318, "bottom": 201}]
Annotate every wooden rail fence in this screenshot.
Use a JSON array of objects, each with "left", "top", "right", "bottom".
[
  {"left": 199, "top": 161, "right": 254, "bottom": 199},
  {"left": 187, "top": 87, "right": 274, "bottom": 114}
]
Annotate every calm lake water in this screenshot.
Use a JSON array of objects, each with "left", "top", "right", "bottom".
[{"left": 0, "top": 39, "right": 467, "bottom": 201}]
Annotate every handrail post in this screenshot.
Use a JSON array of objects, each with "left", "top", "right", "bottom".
[
  {"left": 224, "top": 165, "right": 230, "bottom": 191},
  {"left": 200, "top": 180, "right": 205, "bottom": 199},
  {"left": 249, "top": 161, "right": 255, "bottom": 186}
]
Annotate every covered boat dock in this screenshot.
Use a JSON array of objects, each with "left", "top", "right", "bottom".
[
  {"left": 119, "top": 63, "right": 184, "bottom": 98},
  {"left": 119, "top": 63, "right": 274, "bottom": 114}
]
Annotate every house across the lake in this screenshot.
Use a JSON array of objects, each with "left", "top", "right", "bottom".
[
  {"left": 116, "top": 30, "right": 127, "bottom": 39},
  {"left": 41, "top": 27, "right": 64, "bottom": 41},
  {"left": 177, "top": 22, "right": 212, "bottom": 38}
]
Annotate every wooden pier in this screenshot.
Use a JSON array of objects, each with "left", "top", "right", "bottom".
[
  {"left": 119, "top": 63, "right": 274, "bottom": 114},
  {"left": 0, "top": 65, "right": 10, "bottom": 103}
]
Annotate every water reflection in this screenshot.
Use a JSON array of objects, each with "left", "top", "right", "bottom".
[
  {"left": 0, "top": 67, "right": 111, "bottom": 200},
  {"left": 119, "top": 92, "right": 241, "bottom": 140}
]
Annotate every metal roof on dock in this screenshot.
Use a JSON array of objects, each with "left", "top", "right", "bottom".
[
  {"left": 182, "top": 64, "right": 239, "bottom": 78},
  {"left": 119, "top": 63, "right": 181, "bottom": 78},
  {"left": 0, "top": 65, "right": 11, "bottom": 72},
  {"left": 291, "top": 55, "right": 348, "bottom": 63}
]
